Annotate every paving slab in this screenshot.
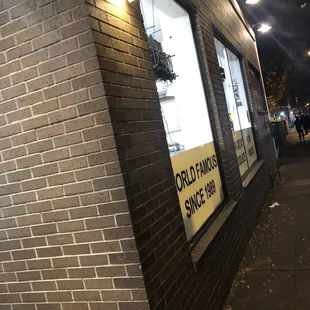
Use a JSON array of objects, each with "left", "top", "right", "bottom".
[{"left": 226, "top": 271, "right": 296, "bottom": 310}]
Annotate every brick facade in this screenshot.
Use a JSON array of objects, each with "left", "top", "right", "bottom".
[
  {"left": 0, "top": 0, "right": 276, "bottom": 310},
  {"left": 0, "top": 1, "right": 148, "bottom": 309}
]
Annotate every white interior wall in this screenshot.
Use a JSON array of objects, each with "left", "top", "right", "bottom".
[
  {"left": 142, "top": 0, "right": 214, "bottom": 151},
  {"left": 227, "top": 50, "right": 251, "bottom": 129},
  {"left": 215, "top": 38, "right": 241, "bottom": 132}
]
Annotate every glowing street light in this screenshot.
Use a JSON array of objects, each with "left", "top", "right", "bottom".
[
  {"left": 246, "top": 0, "right": 260, "bottom": 4},
  {"left": 257, "top": 24, "right": 272, "bottom": 33},
  {"left": 307, "top": 51, "right": 310, "bottom": 56}
]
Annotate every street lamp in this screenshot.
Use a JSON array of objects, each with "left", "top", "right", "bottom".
[
  {"left": 246, "top": 0, "right": 260, "bottom": 4},
  {"left": 257, "top": 23, "right": 272, "bottom": 33}
]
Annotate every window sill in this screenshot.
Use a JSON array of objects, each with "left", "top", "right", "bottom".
[
  {"left": 242, "top": 160, "right": 265, "bottom": 188},
  {"left": 257, "top": 110, "right": 269, "bottom": 116},
  {"left": 190, "top": 200, "right": 237, "bottom": 271}
]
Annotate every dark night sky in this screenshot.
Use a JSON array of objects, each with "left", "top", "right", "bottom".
[{"left": 238, "top": 0, "right": 310, "bottom": 106}]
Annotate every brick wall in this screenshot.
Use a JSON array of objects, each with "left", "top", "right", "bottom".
[
  {"left": 95, "top": 0, "right": 276, "bottom": 310},
  {"left": 0, "top": 1, "right": 148, "bottom": 309},
  {"left": 86, "top": 2, "right": 172, "bottom": 309},
  {"left": 0, "top": 0, "right": 277, "bottom": 310}
]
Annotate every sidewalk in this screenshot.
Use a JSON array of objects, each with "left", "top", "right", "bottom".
[{"left": 224, "top": 131, "right": 310, "bottom": 310}]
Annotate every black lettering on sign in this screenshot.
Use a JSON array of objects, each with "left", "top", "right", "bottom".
[
  {"left": 213, "top": 154, "right": 218, "bottom": 168},
  {"left": 248, "top": 146, "right": 254, "bottom": 156},
  {"left": 205, "top": 179, "right": 216, "bottom": 200},
  {"left": 185, "top": 180, "right": 217, "bottom": 218},
  {"left": 238, "top": 153, "right": 247, "bottom": 166},
  {"left": 190, "top": 166, "right": 196, "bottom": 183},
  {"left": 247, "top": 135, "right": 251, "bottom": 143},
  {"left": 195, "top": 162, "right": 200, "bottom": 179},
  {"left": 234, "top": 139, "right": 244, "bottom": 150},
  {"left": 185, "top": 188, "right": 206, "bottom": 218},
  {"left": 181, "top": 170, "right": 189, "bottom": 188},
  {"left": 174, "top": 154, "right": 218, "bottom": 192},
  {"left": 175, "top": 173, "right": 183, "bottom": 192},
  {"left": 200, "top": 159, "right": 209, "bottom": 177},
  {"left": 175, "top": 167, "right": 196, "bottom": 193}
]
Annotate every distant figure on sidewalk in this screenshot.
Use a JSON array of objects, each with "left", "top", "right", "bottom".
[
  {"left": 295, "top": 116, "right": 305, "bottom": 142},
  {"left": 305, "top": 114, "right": 310, "bottom": 135},
  {"left": 301, "top": 115, "right": 306, "bottom": 132}
]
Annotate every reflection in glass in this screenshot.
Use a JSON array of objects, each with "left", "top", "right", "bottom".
[
  {"left": 214, "top": 38, "right": 258, "bottom": 176},
  {"left": 226, "top": 49, "right": 251, "bottom": 130}
]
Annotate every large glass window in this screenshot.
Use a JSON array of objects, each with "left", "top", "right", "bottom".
[
  {"left": 140, "top": 0, "right": 225, "bottom": 241},
  {"left": 215, "top": 38, "right": 258, "bottom": 177}
]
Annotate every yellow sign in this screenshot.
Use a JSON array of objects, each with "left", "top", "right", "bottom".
[
  {"left": 242, "top": 128, "right": 257, "bottom": 169},
  {"left": 233, "top": 130, "right": 248, "bottom": 177},
  {"left": 233, "top": 129, "right": 258, "bottom": 177},
  {"left": 171, "top": 142, "right": 225, "bottom": 241}
]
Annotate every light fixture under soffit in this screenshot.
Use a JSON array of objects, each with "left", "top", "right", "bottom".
[
  {"left": 257, "top": 24, "right": 272, "bottom": 33},
  {"left": 245, "top": 0, "right": 260, "bottom": 4}
]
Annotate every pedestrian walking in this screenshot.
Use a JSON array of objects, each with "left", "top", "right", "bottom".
[
  {"left": 295, "top": 116, "right": 305, "bottom": 142},
  {"left": 303, "top": 114, "right": 310, "bottom": 135},
  {"left": 301, "top": 114, "right": 306, "bottom": 132},
  {"left": 306, "top": 114, "right": 310, "bottom": 135}
]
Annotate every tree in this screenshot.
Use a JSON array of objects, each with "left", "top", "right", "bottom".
[{"left": 262, "top": 62, "right": 287, "bottom": 114}]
